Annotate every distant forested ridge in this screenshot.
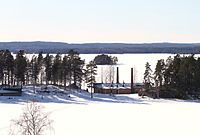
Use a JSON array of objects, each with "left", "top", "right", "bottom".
[{"left": 1, "top": 42, "right": 200, "bottom": 54}]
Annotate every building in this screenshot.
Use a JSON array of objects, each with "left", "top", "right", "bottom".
[
  {"left": 93, "top": 67, "right": 144, "bottom": 94},
  {"left": 93, "top": 83, "right": 144, "bottom": 94},
  {"left": 0, "top": 87, "right": 22, "bottom": 96}
]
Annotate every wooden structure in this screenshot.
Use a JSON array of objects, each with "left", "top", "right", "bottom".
[
  {"left": 93, "top": 83, "right": 144, "bottom": 94},
  {"left": 93, "top": 67, "right": 144, "bottom": 94},
  {"left": 0, "top": 87, "right": 22, "bottom": 96}
]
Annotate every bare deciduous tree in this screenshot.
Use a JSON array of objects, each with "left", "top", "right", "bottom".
[
  {"left": 9, "top": 101, "right": 53, "bottom": 135},
  {"left": 103, "top": 65, "right": 115, "bottom": 84}
]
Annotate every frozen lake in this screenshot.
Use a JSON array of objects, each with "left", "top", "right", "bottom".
[
  {"left": 25, "top": 53, "right": 200, "bottom": 84},
  {"left": 80, "top": 53, "right": 175, "bottom": 83}
]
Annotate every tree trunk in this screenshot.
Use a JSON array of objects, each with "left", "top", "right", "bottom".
[{"left": 8, "top": 72, "right": 10, "bottom": 87}]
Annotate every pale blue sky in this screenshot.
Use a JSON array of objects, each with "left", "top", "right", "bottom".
[{"left": 0, "top": 0, "right": 199, "bottom": 43}]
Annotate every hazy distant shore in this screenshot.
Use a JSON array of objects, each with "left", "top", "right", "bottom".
[{"left": 0, "top": 41, "right": 200, "bottom": 54}]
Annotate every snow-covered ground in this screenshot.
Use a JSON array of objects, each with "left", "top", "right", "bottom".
[{"left": 0, "top": 86, "right": 200, "bottom": 135}]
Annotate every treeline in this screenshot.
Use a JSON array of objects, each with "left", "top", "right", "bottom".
[
  {"left": 144, "top": 54, "right": 200, "bottom": 99},
  {"left": 2, "top": 42, "right": 200, "bottom": 54},
  {"left": 0, "top": 49, "right": 97, "bottom": 90}
]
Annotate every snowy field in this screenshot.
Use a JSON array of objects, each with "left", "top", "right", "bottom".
[{"left": 0, "top": 86, "right": 200, "bottom": 135}]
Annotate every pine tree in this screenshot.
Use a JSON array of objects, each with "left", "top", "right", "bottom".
[
  {"left": 164, "top": 56, "right": 173, "bottom": 86},
  {"left": 187, "top": 55, "right": 196, "bottom": 91},
  {"left": 162, "top": 54, "right": 199, "bottom": 98},
  {"left": 36, "top": 52, "right": 44, "bottom": 84},
  {"left": 171, "top": 54, "right": 181, "bottom": 88},
  {"left": 68, "top": 50, "right": 85, "bottom": 89},
  {"left": 195, "top": 57, "right": 200, "bottom": 90},
  {"left": 52, "top": 53, "right": 62, "bottom": 85},
  {"left": 0, "top": 50, "right": 4, "bottom": 85},
  {"left": 30, "top": 55, "right": 37, "bottom": 85},
  {"left": 62, "top": 55, "right": 70, "bottom": 90},
  {"left": 85, "top": 60, "right": 97, "bottom": 98},
  {"left": 154, "top": 59, "right": 165, "bottom": 98},
  {"left": 144, "top": 62, "right": 153, "bottom": 91},
  {"left": 14, "top": 50, "right": 27, "bottom": 86},
  {"left": 44, "top": 54, "right": 53, "bottom": 85},
  {"left": 25, "top": 59, "right": 32, "bottom": 85},
  {"left": 177, "top": 55, "right": 196, "bottom": 97},
  {"left": 3, "top": 50, "right": 14, "bottom": 86}
]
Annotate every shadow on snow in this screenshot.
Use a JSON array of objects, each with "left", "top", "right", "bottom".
[{"left": 0, "top": 86, "right": 148, "bottom": 105}]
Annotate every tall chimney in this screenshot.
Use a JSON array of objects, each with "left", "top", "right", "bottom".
[
  {"left": 116, "top": 67, "right": 119, "bottom": 84},
  {"left": 131, "top": 68, "right": 134, "bottom": 93}
]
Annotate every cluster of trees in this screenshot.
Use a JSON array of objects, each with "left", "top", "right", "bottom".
[
  {"left": 0, "top": 50, "right": 25, "bottom": 86},
  {"left": 144, "top": 54, "right": 200, "bottom": 99},
  {"left": 44, "top": 50, "right": 85, "bottom": 89},
  {"left": 0, "top": 49, "right": 97, "bottom": 90},
  {"left": 94, "top": 54, "right": 118, "bottom": 65}
]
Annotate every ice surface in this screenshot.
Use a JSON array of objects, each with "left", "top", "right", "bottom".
[{"left": 25, "top": 53, "right": 200, "bottom": 83}]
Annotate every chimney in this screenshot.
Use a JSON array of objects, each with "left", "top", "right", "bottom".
[
  {"left": 131, "top": 68, "right": 134, "bottom": 93},
  {"left": 116, "top": 67, "right": 119, "bottom": 84}
]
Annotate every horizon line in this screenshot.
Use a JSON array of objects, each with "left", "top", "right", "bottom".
[{"left": 0, "top": 41, "right": 200, "bottom": 44}]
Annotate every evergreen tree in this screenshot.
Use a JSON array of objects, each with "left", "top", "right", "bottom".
[
  {"left": 68, "top": 50, "right": 85, "bottom": 88},
  {"left": 14, "top": 50, "right": 27, "bottom": 86},
  {"left": 0, "top": 50, "right": 4, "bottom": 85},
  {"left": 164, "top": 56, "right": 173, "bottom": 86},
  {"left": 44, "top": 54, "right": 53, "bottom": 85},
  {"left": 85, "top": 60, "right": 97, "bottom": 98},
  {"left": 3, "top": 50, "right": 14, "bottom": 86},
  {"left": 154, "top": 59, "right": 165, "bottom": 98},
  {"left": 160, "top": 54, "right": 200, "bottom": 99},
  {"left": 30, "top": 55, "right": 38, "bottom": 86},
  {"left": 36, "top": 52, "right": 44, "bottom": 84},
  {"left": 25, "top": 59, "right": 32, "bottom": 85},
  {"left": 187, "top": 55, "right": 196, "bottom": 91},
  {"left": 177, "top": 55, "right": 196, "bottom": 97},
  {"left": 195, "top": 57, "right": 200, "bottom": 90},
  {"left": 62, "top": 55, "right": 70, "bottom": 90},
  {"left": 154, "top": 59, "right": 165, "bottom": 87},
  {"left": 144, "top": 62, "right": 153, "bottom": 91},
  {"left": 171, "top": 54, "right": 181, "bottom": 88},
  {"left": 52, "top": 53, "right": 62, "bottom": 85}
]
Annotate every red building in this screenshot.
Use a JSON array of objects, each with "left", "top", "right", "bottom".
[{"left": 93, "top": 83, "right": 144, "bottom": 94}]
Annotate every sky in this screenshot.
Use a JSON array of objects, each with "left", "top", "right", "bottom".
[{"left": 0, "top": 0, "right": 199, "bottom": 43}]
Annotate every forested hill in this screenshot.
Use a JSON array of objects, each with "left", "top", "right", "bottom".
[{"left": 1, "top": 41, "right": 200, "bottom": 54}]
